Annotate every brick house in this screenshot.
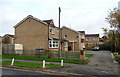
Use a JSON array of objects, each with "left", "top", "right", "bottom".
[
  {"left": 14, "top": 15, "right": 68, "bottom": 55},
  {"left": 0, "top": 36, "right": 2, "bottom": 55},
  {"left": 62, "top": 26, "right": 82, "bottom": 51},
  {"left": 2, "top": 34, "right": 15, "bottom": 44},
  {"left": 78, "top": 31, "right": 86, "bottom": 49},
  {"left": 85, "top": 34, "right": 99, "bottom": 48},
  {"left": 14, "top": 15, "right": 49, "bottom": 55},
  {"left": 43, "top": 19, "right": 60, "bottom": 51}
]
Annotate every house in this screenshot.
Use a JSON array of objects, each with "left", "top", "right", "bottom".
[
  {"left": 14, "top": 15, "right": 49, "bottom": 55},
  {"left": 0, "top": 36, "right": 2, "bottom": 55},
  {"left": 2, "top": 34, "right": 15, "bottom": 44},
  {"left": 85, "top": 34, "right": 99, "bottom": 48},
  {"left": 78, "top": 31, "right": 86, "bottom": 49},
  {"left": 62, "top": 26, "right": 82, "bottom": 51},
  {"left": 43, "top": 19, "right": 68, "bottom": 51},
  {"left": 43, "top": 19, "right": 60, "bottom": 51},
  {"left": 14, "top": 15, "right": 68, "bottom": 55}
]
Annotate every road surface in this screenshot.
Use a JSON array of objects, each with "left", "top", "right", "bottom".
[{"left": 1, "top": 68, "right": 66, "bottom": 77}]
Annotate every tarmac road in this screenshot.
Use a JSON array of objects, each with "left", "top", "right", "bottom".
[{"left": 1, "top": 68, "right": 66, "bottom": 77}]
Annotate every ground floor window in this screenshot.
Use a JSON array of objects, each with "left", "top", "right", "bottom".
[
  {"left": 49, "top": 40, "right": 59, "bottom": 48},
  {"left": 64, "top": 42, "right": 68, "bottom": 47}
]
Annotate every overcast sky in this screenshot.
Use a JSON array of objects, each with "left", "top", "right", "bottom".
[{"left": 0, "top": 0, "right": 120, "bottom": 37}]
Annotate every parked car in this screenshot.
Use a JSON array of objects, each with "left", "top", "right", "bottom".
[{"left": 93, "top": 46, "right": 99, "bottom": 51}]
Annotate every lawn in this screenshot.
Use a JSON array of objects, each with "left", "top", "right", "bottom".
[
  {"left": 1, "top": 53, "right": 93, "bottom": 64},
  {"left": 1, "top": 61, "right": 62, "bottom": 69},
  {"left": 85, "top": 54, "right": 93, "bottom": 57}
]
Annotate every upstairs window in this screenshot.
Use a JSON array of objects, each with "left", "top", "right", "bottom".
[
  {"left": 49, "top": 28, "right": 54, "bottom": 34},
  {"left": 57, "top": 30, "right": 59, "bottom": 35},
  {"left": 76, "top": 36, "right": 79, "bottom": 38},
  {"left": 64, "top": 35, "right": 67, "bottom": 38},
  {"left": 86, "top": 38, "right": 89, "bottom": 41},
  {"left": 93, "top": 38, "right": 97, "bottom": 41}
]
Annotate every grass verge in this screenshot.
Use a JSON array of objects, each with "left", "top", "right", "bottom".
[
  {"left": 1, "top": 61, "right": 63, "bottom": 69},
  {"left": 85, "top": 54, "right": 93, "bottom": 57},
  {"left": 1, "top": 54, "right": 93, "bottom": 64}
]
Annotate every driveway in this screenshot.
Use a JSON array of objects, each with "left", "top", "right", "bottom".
[
  {"left": 86, "top": 50, "right": 118, "bottom": 67},
  {"left": 59, "top": 50, "right": 119, "bottom": 75}
]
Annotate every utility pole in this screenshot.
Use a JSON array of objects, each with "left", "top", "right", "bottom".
[{"left": 58, "top": 7, "right": 61, "bottom": 58}]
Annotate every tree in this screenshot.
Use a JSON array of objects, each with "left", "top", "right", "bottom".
[
  {"left": 105, "top": 8, "right": 120, "bottom": 53},
  {"left": 105, "top": 8, "right": 120, "bottom": 28}
]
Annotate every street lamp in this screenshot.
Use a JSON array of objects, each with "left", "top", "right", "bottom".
[{"left": 58, "top": 7, "right": 61, "bottom": 58}]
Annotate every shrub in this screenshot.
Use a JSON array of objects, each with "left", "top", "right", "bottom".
[{"left": 99, "top": 40, "right": 117, "bottom": 53}]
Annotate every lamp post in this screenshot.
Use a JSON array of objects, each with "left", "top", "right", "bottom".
[{"left": 58, "top": 7, "right": 61, "bottom": 58}]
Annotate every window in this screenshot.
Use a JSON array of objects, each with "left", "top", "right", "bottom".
[
  {"left": 49, "top": 40, "right": 59, "bottom": 48},
  {"left": 81, "top": 35, "right": 85, "bottom": 38},
  {"left": 57, "top": 30, "right": 59, "bottom": 35},
  {"left": 86, "top": 38, "right": 89, "bottom": 41},
  {"left": 64, "top": 42, "right": 68, "bottom": 47},
  {"left": 64, "top": 35, "right": 67, "bottom": 38},
  {"left": 93, "top": 38, "right": 96, "bottom": 40},
  {"left": 49, "top": 28, "right": 54, "bottom": 34},
  {"left": 76, "top": 36, "right": 79, "bottom": 38},
  {"left": 49, "top": 41, "right": 52, "bottom": 47}
]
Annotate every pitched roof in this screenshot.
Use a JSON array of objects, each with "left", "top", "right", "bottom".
[
  {"left": 14, "top": 15, "right": 48, "bottom": 28},
  {"left": 78, "top": 31, "right": 85, "bottom": 35},
  {"left": 78, "top": 31, "right": 85, "bottom": 33},
  {"left": 43, "top": 19, "right": 53, "bottom": 25},
  {"left": 43, "top": 19, "right": 58, "bottom": 28},
  {"left": 85, "top": 34, "right": 99, "bottom": 37},
  {"left": 4, "top": 34, "right": 15, "bottom": 38},
  {"left": 99, "top": 38, "right": 104, "bottom": 42},
  {"left": 62, "top": 26, "right": 80, "bottom": 34}
]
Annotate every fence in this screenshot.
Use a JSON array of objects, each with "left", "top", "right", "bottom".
[
  {"left": 2, "top": 44, "right": 81, "bottom": 60},
  {"left": 36, "top": 51, "right": 80, "bottom": 60},
  {"left": 2, "top": 44, "right": 15, "bottom": 54},
  {"left": 2, "top": 44, "right": 23, "bottom": 55}
]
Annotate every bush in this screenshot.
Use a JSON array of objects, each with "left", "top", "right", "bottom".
[
  {"left": 99, "top": 40, "right": 117, "bottom": 52},
  {"left": 85, "top": 47, "right": 93, "bottom": 50}
]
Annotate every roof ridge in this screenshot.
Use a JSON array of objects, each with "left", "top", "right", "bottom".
[
  {"left": 62, "top": 26, "right": 80, "bottom": 34},
  {"left": 14, "top": 15, "right": 48, "bottom": 28}
]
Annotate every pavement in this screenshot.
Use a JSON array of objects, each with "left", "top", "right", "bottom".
[{"left": 1, "top": 50, "right": 120, "bottom": 77}]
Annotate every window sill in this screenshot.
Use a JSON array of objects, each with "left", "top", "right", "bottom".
[{"left": 49, "top": 48, "right": 58, "bottom": 49}]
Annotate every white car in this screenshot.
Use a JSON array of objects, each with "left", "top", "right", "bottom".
[{"left": 93, "top": 46, "right": 99, "bottom": 51}]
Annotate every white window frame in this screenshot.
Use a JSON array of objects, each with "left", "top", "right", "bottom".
[
  {"left": 49, "top": 28, "right": 54, "bottom": 34},
  {"left": 93, "top": 38, "right": 96, "bottom": 40},
  {"left": 49, "top": 40, "right": 59, "bottom": 48},
  {"left": 81, "top": 35, "right": 85, "bottom": 38},
  {"left": 64, "top": 42, "right": 68, "bottom": 47},
  {"left": 64, "top": 35, "right": 67, "bottom": 38},
  {"left": 57, "top": 30, "right": 59, "bottom": 35}
]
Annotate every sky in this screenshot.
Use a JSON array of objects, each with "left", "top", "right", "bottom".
[{"left": 0, "top": 0, "right": 120, "bottom": 37}]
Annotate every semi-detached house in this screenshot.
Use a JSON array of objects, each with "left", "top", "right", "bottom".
[
  {"left": 14, "top": 15, "right": 68, "bottom": 55},
  {"left": 62, "top": 26, "right": 82, "bottom": 51},
  {"left": 14, "top": 15, "right": 49, "bottom": 55}
]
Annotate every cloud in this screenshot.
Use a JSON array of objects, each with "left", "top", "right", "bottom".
[{"left": 0, "top": 0, "right": 119, "bottom": 37}]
